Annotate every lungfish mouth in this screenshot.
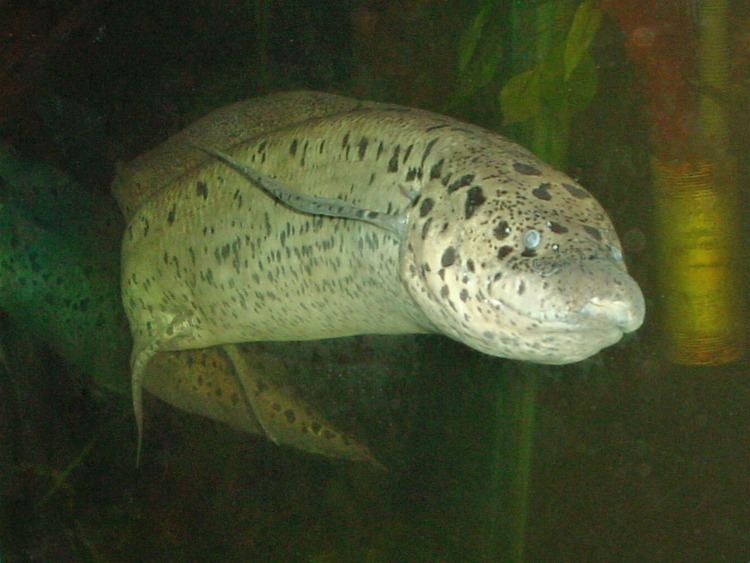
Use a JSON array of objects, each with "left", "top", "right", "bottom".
[
  {"left": 458, "top": 271, "right": 645, "bottom": 365},
  {"left": 485, "top": 270, "right": 645, "bottom": 335},
  {"left": 579, "top": 294, "right": 644, "bottom": 333},
  {"left": 485, "top": 295, "right": 634, "bottom": 337}
]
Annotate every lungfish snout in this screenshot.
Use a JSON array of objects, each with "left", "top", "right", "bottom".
[{"left": 580, "top": 279, "right": 645, "bottom": 333}]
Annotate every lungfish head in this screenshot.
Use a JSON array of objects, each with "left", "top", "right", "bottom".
[{"left": 401, "top": 148, "right": 645, "bottom": 365}]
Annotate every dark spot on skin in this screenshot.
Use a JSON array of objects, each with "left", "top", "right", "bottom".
[
  {"left": 465, "top": 186, "right": 486, "bottom": 219},
  {"left": 497, "top": 246, "right": 513, "bottom": 259},
  {"left": 532, "top": 182, "right": 552, "bottom": 201},
  {"left": 584, "top": 225, "right": 602, "bottom": 241},
  {"left": 285, "top": 410, "right": 296, "bottom": 424},
  {"left": 494, "top": 220, "right": 510, "bottom": 240},
  {"left": 388, "top": 145, "right": 400, "bottom": 173},
  {"left": 406, "top": 168, "right": 417, "bottom": 182},
  {"left": 421, "top": 217, "right": 433, "bottom": 240},
  {"left": 403, "top": 144, "right": 413, "bottom": 162},
  {"left": 419, "top": 198, "right": 434, "bottom": 217},
  {"left": 440, "top": 285, "right": 450, "bottom": 298},
  {"left": 466, "top": 259, "right": 475, "bottom": 272},
  {"left": 562, "top": 183, "right": 590, "bottom": 199},
  {"left": 290, "top": 139, "right": 298, "bottom": 156},
  {"left": 513, "top": 162, "right": 542, "bottom": 176},
  {"left": 548, "top": 221, "right": 568, "bottom": 234},
  {"left": 358, "top": 137, "right": 369, "bottom": 160},
  {"left": 167, "top": 205, "right": 176, "bottom": 225},
  {"left": 460, "top": 289, "right": 469, "bottom": 302},
  {"left": 420, "top": 138, "right": 439, "bottom": 168},
  {"left": 518, "top": 281, "right": 526, "bottom": 295},
  {"left": 441, "top": 247, "right": 456, "bottom": 267},
  {"left": 342, "top": 133, "right": 350, "bottom": 148},
  {"left": 447, "top": 174, "right": 475, "bottom": 193},
  {"left": 196, "top": 181, "right": 208, "bottom": 199},
  {"left": 521, "top": 248, "right": 537, "bottom": 258},
  {"left": 429, "top": 158, "right": 445, "bottom": 179}
]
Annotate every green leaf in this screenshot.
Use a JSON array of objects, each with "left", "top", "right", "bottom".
[
  {"left": 457, "top": 2, "right": 493, "bottom": 74},
  {"left": 454, "top": 0, "right": 505, "bottom": 105},
  {"left": 450, "top": 41, "right": 505, "bottom": 107},
  {"left": 500, "top": 68, "right": 542, "bottom": 125},
  {"left": 564, "top": 0, "right": 602, "bottom": 80},
  {"left": 537, "top": 47, "right": 598, "bottom": 118},
  {"left": 475, "top": 39, "right": 505, "bottom": 88},
  {"left": 565, "top": 52, "right": 598, "bottom": 114},
  {"left": 539, "top": 43, "right": 565, "bottom": 82}
]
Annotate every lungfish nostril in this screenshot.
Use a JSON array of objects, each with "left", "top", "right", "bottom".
[{"left": 581, "top": 288, "right": 645, "bottom": 333}]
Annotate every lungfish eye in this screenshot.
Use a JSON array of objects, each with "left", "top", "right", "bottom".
[{"left": 523, "top": 228, "right": 541, "bottom": 251}]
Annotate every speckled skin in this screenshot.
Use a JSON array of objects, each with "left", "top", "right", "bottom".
[{"left": 120, "top": 93, "right": 645, "bottom": 453}]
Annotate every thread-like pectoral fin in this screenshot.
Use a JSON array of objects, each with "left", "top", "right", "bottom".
[
  {"left": 130, "top": 340, "right": 156, "bottom": 467},
  {"left": 221, "top": 344, "right": 384, "bottom": 468},
  {"left": 223, "top": 343, "right": 281, "bottom": 444},
  {"left": 131, "top": 315, "right": 195, "bottom": 466}
]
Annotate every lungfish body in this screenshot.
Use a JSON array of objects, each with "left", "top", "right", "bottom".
[{"left": 119, "top": 91, "right": 645, "bottom": 456}]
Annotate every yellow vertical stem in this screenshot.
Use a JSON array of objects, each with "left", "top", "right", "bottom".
[
  {"left": 653, "top": 160, "right": 743, "bottom": 364},
  {"left": 653, "top": 0, "right": 744, "bottom": 365}
]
